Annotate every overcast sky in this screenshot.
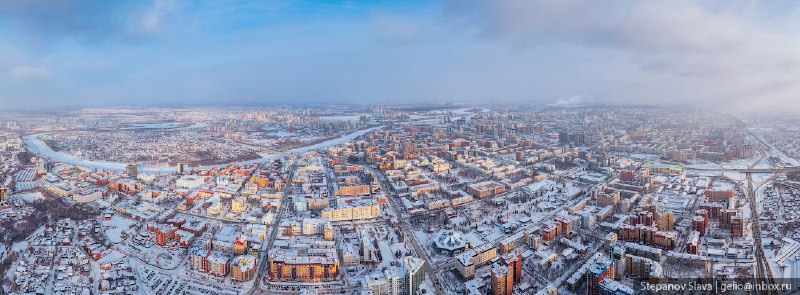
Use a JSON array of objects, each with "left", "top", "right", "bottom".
[{"left": 1, "top": 0, "right": 799, "bottom": 113}]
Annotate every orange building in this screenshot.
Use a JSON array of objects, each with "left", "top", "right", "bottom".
[
  {"left": 491, "top": 265, "right": 514, "bottom": 295},
  {"left": 730, "top": 216, "right": 744, "bottom": 237},
  {"left": 146, "top": 224, "right": 177, "bottom": 246},
  {"left": 692, "top": 216, "right": 707, "bottom": 236},
  {"left": 619, "top": 170, "right": 637, "bottom": 182},
  {"left": 501, "top": 252, "right": 523, "bottom": 284},
  {"left": 250, "top": 176, "right": 270, "bottom": 188},
  {"left": 706, "top": 190, "right": 735, "bottom": 203},
  {"left": 339, "top": 185, "right": 372, "bottom": 196},
  {"left": 597, "top": 193, "right": 620, "bottom": 207},
  {"left": 686, "top": 231, "right": 700, "bottom": 254},
  {"left": 268, "top": 251, "right": 339, "bottom": 282},
  {"left": 467, "top": 181, "right": 506, "bottom": 199},
  {"left": 587, "top": 254, "right": 615, "bottom": 295},
  {"left": 719, "top": 209, "right": 737, "bottom": 229}
]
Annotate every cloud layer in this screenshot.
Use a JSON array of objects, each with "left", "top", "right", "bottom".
[
  {"left": 0, "top": 0, "right": 798, "bottom": 113},
  {"left": 442, "top": 0, "right": 800, "bottom": 113}
]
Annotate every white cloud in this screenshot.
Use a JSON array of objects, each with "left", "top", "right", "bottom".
[
  {"left": 137, "top": 0, "right": 179, "bottom": 33},
  {"left": 372, "top": 13, "right": 426, "bottom": 45},
  {"left": 1, "top": 1, "right": 799, "bottom": 113},
  {"left": 10, "top": 66, "right": 49, "bottom": 80},
  {"left": 554, "top": 95, "right": 592, "bottom": 106},
  {"left": 443, "top": 0, "right": 800, "bottom": 113}
]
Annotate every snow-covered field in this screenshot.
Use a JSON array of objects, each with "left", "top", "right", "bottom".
[
  {"left": 10, "top": 191, "right": 44, "bottom": 203},
  {"left": 103, "top": 215, "right": 137, "bottom": 243}
]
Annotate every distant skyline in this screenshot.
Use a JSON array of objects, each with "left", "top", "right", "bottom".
[{"left": 1, "top": 0, "right": 799, "bottom": 113}]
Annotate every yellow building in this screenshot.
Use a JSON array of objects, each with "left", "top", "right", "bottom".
[
  {"left": 234, "top": 235, "right": 248, "bottom": 255},
  {"left": 232, "top": 255, "right": 258, "bottom": 281},
  {"left": 321, "top": 201, "right": 381, "bottom": 221},
  {"left": 324, "top": 222, "right": 334, "bottom": 241},
  {"left": 645, "top": 162, "right": 684, "bottom": 175},
  {"left": 0, "top": 186, "right": 7, "bottom": 203},
  {"left": 231, "top": 197, "right": 248, "bottom": 213}
]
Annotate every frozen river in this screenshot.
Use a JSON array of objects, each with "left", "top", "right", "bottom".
[{"left": 22, "top": 126, "right": 382, "bottom": 174}]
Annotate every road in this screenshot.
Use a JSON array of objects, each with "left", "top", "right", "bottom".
[
  {"left": 743, "top": 141, "right": 779, "bottom": 294},
  {"left": 686, "top": 139, "right": 782, "bottom": 294},
  {"left": 746, "top": 171, "right": 781, "bottom": 295},
  {"left": 691, "top": 166, "right": 800, "bottom": 173},
  {"left": 248, "top": 161, "right": 294, "bottom": 295},
  {"left": 247, "top": 162, "right": 360, "bottom": 295},
  {"left": 368, "top": 166, "right": 447, "bottom": 295}
]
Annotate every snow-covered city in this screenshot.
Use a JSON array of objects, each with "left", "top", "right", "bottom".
[
  {"left": 3, "top": 1, "right": 800, "bottom": 294},
  {"left": 2, "top": 106, "right": 800, "bottom": 295}
]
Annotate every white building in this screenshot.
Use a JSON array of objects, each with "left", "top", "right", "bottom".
[{"left": 176, "top": 175, "right": 206, "bottom": 189}]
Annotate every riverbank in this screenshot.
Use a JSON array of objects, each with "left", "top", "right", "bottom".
[{"left": 22, "top": 125, "right": 383, "bottom": 173}]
